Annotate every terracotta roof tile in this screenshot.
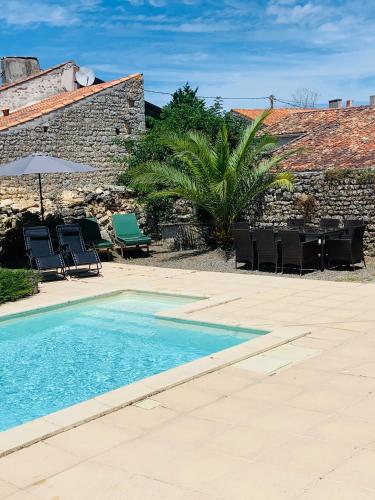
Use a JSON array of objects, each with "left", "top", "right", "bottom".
[
  {"left": 268, "top": 107, "right": 375, "bottom": 171},
  {"left": 0, "top": 73, "right": 142, "bottom": 131},
  {"left": 232, "top": 108, "right": 311, "bottom": 126}
]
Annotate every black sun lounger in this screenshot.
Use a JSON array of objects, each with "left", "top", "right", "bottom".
[
  {"left": 23, "top": 226, "right": 66, "bottom": 278},
  {"left": 56, "top": 223, "right": 102, "bottom": 275}
]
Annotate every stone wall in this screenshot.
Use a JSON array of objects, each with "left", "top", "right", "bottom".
[
  {"left": 0, "top": 184, "right": 194, "bottom": 265},
  {"left": 0, "top": 185, "right": 143, "bottom": 265},
  {"left": 256, "top": 169, "right": 375, "bottom": 254},
  {"left": 0, "top": 62, "right": 77, "bottom": 111},
  {"left": 0, "top": 75, "right": 145, "bottom": 210}
]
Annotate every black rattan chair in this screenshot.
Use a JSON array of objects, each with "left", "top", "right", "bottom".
[
  {"left": 279, "top": 230, "right": 320, "bottom": 275},
  {"left": 254, "top": 229, "right": 278, "bottom": 272},
  {"left": 344, "top": 218, "right": 364, "bottom": 227},
  {"left": 57, "top": 224, "right": 102, "bottom": 275},
  {"left": 287, "top": 218, "right": 305, "bottom": 230},
  {"left": 320, "top": 218, "right": 340, "bottom": 229},
  {"left": 232, "top": 221, "right": 250, "bottom": 229},
  {"left": 23, "top": 226, "right": 66, "bottom": 278},
  {"left": 326, "top": 225, "right": 366, "bottom": 270},
  {"left": 344, "top": 219, "right": 365, "bottom": 238},
  {"left": 233, "top": 229, "right": 254, "bottom": 269}
]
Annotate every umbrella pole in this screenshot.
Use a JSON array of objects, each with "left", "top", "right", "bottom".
[{"left": 38, "top": 173, "right": 45, "bottom": 222}]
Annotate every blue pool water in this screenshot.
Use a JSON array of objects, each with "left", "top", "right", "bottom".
[{"left": 0, "top": 292, "right": 266, "bottom": 431}]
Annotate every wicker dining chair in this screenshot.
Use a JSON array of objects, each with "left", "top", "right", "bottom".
[
  {"left": 326, "top": 225, "right": 366, "bottom": 270},
  {"left": 320, "top": 218, "right": 341, "bottom": 229},
  {"left": 254, "top": 229, "right": 278, "bottom": 272},
  {"left": 232, "top": 221, "right": 250, "bottom": 230},
  {"left": 343, "top": 219, "right": 365, "bottom": 238},
  {"left": 344, "top": 218, "right": 365, "bottom": 227},
  {"left": 233, "top": 229, "right": 254, "bottom": 269},
  {"left": 286, "top": 218, "right": 305, "bottom": 230},
  {"left": 279, "top": 230, "right": 320, "bottom": 275}
]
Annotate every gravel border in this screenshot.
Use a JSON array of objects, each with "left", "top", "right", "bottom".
[{"left": 115, "top": 243, "right": 375, "bottom": 283}]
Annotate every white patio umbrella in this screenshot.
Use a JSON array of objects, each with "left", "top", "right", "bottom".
[{"left": 0, "top": 153, "right": 96, "bottom": 221}]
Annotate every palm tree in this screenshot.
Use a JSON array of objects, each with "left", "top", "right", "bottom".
[{"left": 130, "top": 110, "right": 294, "bottom": 241}]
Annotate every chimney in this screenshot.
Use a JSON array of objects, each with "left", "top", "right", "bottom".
[
  {"left": 329, "top": 99, "right": 342, "bottom": 109},
  {"left": 370, "top": 95, "right": 375, "bottom": 107},
  {"left": 0, "top": 56, "right": 40, "bottom": 85},
  {"left": 2, "top": 108, "right": 9, "bottom": 117},
  {"left": 346, "top": 99, "right": 353, "bottom": 108}
]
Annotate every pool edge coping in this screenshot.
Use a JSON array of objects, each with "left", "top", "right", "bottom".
[{"left": 0, "top": 289, "right": 311, "bottom": 457}]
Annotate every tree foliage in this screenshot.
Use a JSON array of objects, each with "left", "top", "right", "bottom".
[
  {"left": 130, "top": 110, "right": 294, "bottom": 241},
  {"left": 117, "top": 83, "right": 247, "bottom": 231},
  {"left": 118, "top": 83, "right": 247, "bottom": 183}
]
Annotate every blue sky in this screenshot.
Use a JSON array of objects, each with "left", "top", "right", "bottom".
[{"left": 1, "top": 0, "right": 375, "bottom": 108}]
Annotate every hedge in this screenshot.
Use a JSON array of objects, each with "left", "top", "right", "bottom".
[{"left": 0, "top": 268, "right": 40, "bottom": 304}]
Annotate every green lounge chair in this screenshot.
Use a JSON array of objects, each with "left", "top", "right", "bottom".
[
  {"left": 112, "top": 213, "right": 151, "bottom": 256},
  {"left": 75, "top": 217, "right": 113, "bottom": 256}
]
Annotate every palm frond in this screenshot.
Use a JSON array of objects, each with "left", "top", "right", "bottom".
[
  {"left": 228, "top": 109, "right": 272, "bottom": 171},
  {"left": 214, "top": 125, "right": 230, "bottom": 177},
  {"left": 130, "top": 161, "right": 198, "bottom": 195},
  {"left": 164, "top": 131, "right": 217, "bottom": 180}
]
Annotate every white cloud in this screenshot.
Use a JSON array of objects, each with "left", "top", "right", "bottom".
[
  {"left": 166, "top": 51, "right": 209, "bottom": 63},
  {"left": 140, "top": 41, "right": 375, "bottom": 107},
  {"left": 126, "top": 0, "right": 166, "bottom": 6},
  {"left": 149, "top": 0, "right": 166, "bottom": 6},
  {"left": 4, "top": 0, "right": 374, "bottom": 109},
  {"left": 0, "top": 0, "right": 101, "bottom": 27},
  {"left": 267, "top": 1, "right": 323, "bottom": 25},
  {"left": 176, "top": 20, "right": 233, "bottom": 32}
]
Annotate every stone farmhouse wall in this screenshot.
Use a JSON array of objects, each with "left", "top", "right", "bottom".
[
  {"left": 0, "top": 62, "right": 77, "bottom": 112},
  {"left": 0, "top": 75, "right": 146, "bottom": 263},
  {"left": 0, "top": 76, "right": 145, "bottom": 212},
  {"left": 256, "top": 170, "right": 375, "bottom": 255}
]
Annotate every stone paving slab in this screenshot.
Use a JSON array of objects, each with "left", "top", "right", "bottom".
[{"left": 0, "top": 262, "right": 375, "bottom": 499}]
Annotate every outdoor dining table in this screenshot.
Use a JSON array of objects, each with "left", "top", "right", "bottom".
[{"left": 250, "top": 226, "right": 346, "bottom": 271}]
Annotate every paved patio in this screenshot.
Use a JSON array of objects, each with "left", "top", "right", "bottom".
[{"left": 1, "top": 262, "right": 375, "bottom": 499}]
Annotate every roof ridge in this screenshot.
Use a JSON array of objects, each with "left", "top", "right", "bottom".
[
  {"left": 232, "top": 107, "right": 312, "bottom": 126},
  {"left": 0, "top": 73, "right": 142, "bottom": 132},
  {"left": 232, "top": 107, "right": 312, "bottom": 111},
  {"left": 0, "top": 61, "right": 75, "bottom": 92}
]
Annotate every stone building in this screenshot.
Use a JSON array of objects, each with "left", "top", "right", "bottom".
[
  {"left": 0, "top": 58, "right": 78, "bottom": 111},
  {"left": 0, "top": 57, "right": 147, "bottom": 237},
  {"left": 236, "top": 100, "right": 375, "bottom": 253}
]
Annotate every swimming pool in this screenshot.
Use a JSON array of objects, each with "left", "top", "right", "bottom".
[{"left": 0, "top": 291, "right": 267, "bottom": 431}]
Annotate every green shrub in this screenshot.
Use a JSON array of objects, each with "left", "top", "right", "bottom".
[
  {"left": 357, "top": 169, "right": 375, "bottom": 185},
  {"left": 0, "top": 268, "right": 40, "bottom": 304},
  {"left": 324, "top": 168, "right": 352, "bottom": 183}
]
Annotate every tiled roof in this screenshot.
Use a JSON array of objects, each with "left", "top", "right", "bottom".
[
  {"left": 0, "top": 73, "right": 142, "bottom": 132},
  {"left": 268, "top": 107, "right": 375, "bottom": 171},
  {"left": 231, "top": 108, "right": 311, "bottom": 126},
  {"left": 0, "top": 61, "right": 74, "bottom": 92}
]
